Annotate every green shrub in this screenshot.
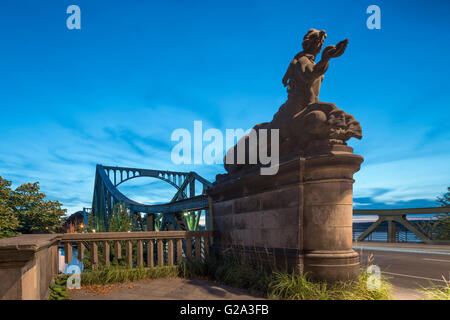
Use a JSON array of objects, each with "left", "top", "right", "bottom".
[{"left": 49, "top": 275, "right": 71, "bottom": 300}]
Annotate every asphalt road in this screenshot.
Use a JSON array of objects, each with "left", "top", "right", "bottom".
[{"left": 355, "top": 243, "right": 450, "bottom": 298}]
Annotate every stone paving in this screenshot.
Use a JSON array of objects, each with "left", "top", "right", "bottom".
[
  {"left": 68, "top": 276, "right": 429, "bottom": 300},
  {"left": 69, "top": 278, "right": 263, "bottom": 300}
]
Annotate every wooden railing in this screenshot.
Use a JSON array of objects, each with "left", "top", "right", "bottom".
[{"left": 60, "top": 231, "right": 212, "bottom": 270}]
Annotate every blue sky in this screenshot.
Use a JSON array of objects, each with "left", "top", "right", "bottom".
[{"left": 0, "top": 0, "right": 449, "bottom": 214}]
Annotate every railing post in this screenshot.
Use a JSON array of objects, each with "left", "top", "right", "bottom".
[
  {"left": 186, "top": 237, "right": 192, "bottom": 258},
  {"left": 64, "top": 242, "right": 73, "bottom": 264},
  {"left": 157, "top": 239, "right": 164, "bottom": 266},
  {"left": 176, "top": 238, "right": 183, "bottom": 264},
  {"left": 114, "top": 241, "right": 122, "bottom": 259},
  {"left": 90, "top": 242, "right": 98, "bottom": 270},
  {"left": 147, "top": 240, "right": 154, "bottom": 267},
  {"left": 52, "top": 243, "right": 58, "bottom": 279},
  {"left": 78, "top": 242, "right": 85, "bottom": 261},
  {"left": 195, "top": 236, "right": 201, "bottom": 260},
  {"left": 137, "top": 240, "right": 143, "bottom": 267},
  {"left": 125, "top": 240, "right": 133, "bottom": 268},
  {"left": 103, "top": 241, "right": 110, "bottom": 267},
  {"left": 167, "top": 239, "right": 174, "bottom": 266}
]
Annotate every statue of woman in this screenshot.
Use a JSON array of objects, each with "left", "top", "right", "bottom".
[
  {"left": 274, "top": 29, "right": 349, "bottom": 124},
  {"left": 222, "top": 29, "right": 361, "bottom": 177}
]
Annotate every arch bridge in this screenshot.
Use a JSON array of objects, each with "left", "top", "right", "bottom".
[{"left": 90, "top": 164, "right": 213, "bottom": 232}]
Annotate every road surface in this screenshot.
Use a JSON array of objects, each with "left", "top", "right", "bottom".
[{"left": 355, "top": 242, "right": 450, "bottom": 299}]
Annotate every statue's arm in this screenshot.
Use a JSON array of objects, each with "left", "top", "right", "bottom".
[{"left": 298, "top": 39, "right": 349, "bottom": 83}]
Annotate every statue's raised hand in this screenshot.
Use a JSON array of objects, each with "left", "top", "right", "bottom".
[{"left": 321, "top": 39, "right": 348, "bottom": 60}]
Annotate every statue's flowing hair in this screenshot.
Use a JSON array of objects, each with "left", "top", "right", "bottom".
[{"left": 302, "top": 28, "right": 326, "bottom": 52}]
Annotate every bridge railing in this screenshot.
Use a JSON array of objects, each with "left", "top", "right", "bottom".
[
  {"left": 60, "top": 230, "right": 212, "bottom": 270},
  {"left": 0, "top": 230, "right": 213, "bottom": 300}
]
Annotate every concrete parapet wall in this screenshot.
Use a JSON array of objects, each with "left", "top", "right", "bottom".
[{"left": 0, "top": 234, "right": 59, "bottom": 300}]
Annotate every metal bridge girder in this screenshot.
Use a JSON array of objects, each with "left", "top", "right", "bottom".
[
  {"left": 357, "top": 217, "right": 386, "bottom": 242},
  {"left": 356, "top": 214, "right": 434, "bottom": 243},
  {"left": 170, "top": 173, "right": 195, "bottom": 202},
  {"left": 91, "top": 164, "right": 212, "bottom": 231},
  {"left": 391, "top": 215, "right": 432, "bottom": 243}
]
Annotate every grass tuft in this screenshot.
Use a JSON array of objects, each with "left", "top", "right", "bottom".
[
  {"left": 420, "top": 278, "right": 450, "bottom": 300},
  {"left": 81, "top": 265, "right": 178, "bottom": 286},
  {"left": 179, "top": 256, "right": 392, "bottom": 300},
  {"left": 268, "top": 271, "right": 392, "bottom": 300}
]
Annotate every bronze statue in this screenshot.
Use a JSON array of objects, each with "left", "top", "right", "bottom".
[{"left": 222, "top": 29, "right": 363, "bottom": 177}]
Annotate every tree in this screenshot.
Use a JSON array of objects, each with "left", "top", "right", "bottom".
[
  {"left": 12, "top": 182, "right": 66, "bottom": 234},
  {"left": 84, "top": 203, "right": 138, "bottom": 233},
  {"left": 108, "top": 203, "right": 133, "bottom": 232},
  {"left": 0, "top": 177, "right": 19, "bottom": 238},
  {"left": 437, "top": 187, "right": 450, "bottom": 207},
  {"left": 0, "top": 176, "right": 66, "bottom": 237}
]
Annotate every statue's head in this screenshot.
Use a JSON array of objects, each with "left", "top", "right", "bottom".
[{"left": 302, "top": 29, "right": 327, "bottom": 56}]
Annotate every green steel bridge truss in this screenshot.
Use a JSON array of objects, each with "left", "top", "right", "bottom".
[{"left": 90, "top": 164, "right": 212, "bottom": 232}]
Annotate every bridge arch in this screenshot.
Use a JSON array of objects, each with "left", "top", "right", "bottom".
[{"left": 90, "top": 164, "right": 212, "bottom": 231}]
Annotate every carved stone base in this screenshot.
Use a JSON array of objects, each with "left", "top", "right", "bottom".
[
  {"left": 303, "top": 250, "right": 359, "bottom": 282},
  {"left": 209, "top": 148, "right": 363, "bottom": 282}
]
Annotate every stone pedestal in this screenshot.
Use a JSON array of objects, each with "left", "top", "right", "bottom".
[{"left": 208, "top": 148, "right": 363, "bottom": 282}]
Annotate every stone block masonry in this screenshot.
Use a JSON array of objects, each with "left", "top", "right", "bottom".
[{"left": 209, "top": 148, "right": 363, "bottom": 282}]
